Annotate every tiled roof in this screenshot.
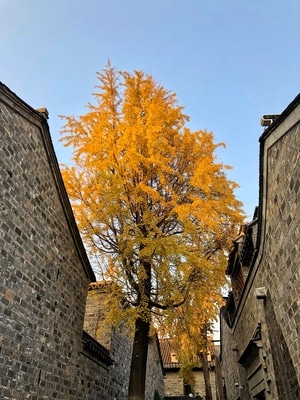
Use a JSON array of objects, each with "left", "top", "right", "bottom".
[
  {"left": 160, "top": 338, "right": 217, "bottom": 371},
  {"left": 159, "top": 339, "right": 181, "bottom": 369}
]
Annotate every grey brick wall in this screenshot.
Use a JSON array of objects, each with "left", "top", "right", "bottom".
[
  {"left": 84, "top": 282, "right": 165, "bottom": 400},
  {"left": 164, "top": 370, "right": 216, "bottom": 398},
  {"left": 221, "top": 98, "right": 300, "bottom": 400},
  {"left": 84, "top": 282, "right": 133, "bottom": 400},
  {"left": 145, "top": 336, "right": 164, "bottom": 400},
  {"left": 0, "top": 85, "right": 93, "bottom": 399}
]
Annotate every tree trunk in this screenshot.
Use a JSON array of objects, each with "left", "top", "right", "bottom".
[
  {"left": 128, "top": 317, "right": 150, "bottom": 400},
  {"left": 200, "top": 352, "right": 213, "bottom": 400}
]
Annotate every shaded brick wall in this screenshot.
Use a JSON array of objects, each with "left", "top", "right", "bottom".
[
  {"left": 84, "top": 282, "right": 165, "bottom": 400},
  {"left": 0, "top": 85, "right": 93, "bottom": 399},
  {"left": 164, "top": 372, "right": 184, "bottom": 397},
  {"left": 262, "top": 119, "right": 300, "bottom": 399},
  {"left": 164, "top": 370, "right": 216, "bottom": 398},
  {"left": 221, "top": 98, "right": 300, "bottom": 400},
  {"left": 145, "top": 336, "right": 164, "bottom": 400},
  {"left": 84, "top": 282, "right": 133, "bottom": 400}
]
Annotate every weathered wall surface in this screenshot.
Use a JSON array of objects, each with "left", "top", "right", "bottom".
[
  {"left": 84, "top": 282, "right": 133, "bottom": 400},
  {"left": 221, "top": 96, "right": 300, "bottom": 400},
  {"left": 193, "top": 370, "right": 216, "bottom": 399},
  {"left": 164, "top": 371, "right": 184, "bottom": 397},
  {"left": 84, "top": 282, "right": 165, "bottom": 400},
  {"left": 145, "top": 336, "right": 164, "bottom": 400},
  {"left": 0, "top": 84, "right": 94, "bottom": 398},
  {"left": 164, "top": 369, "right": 216, "bottom": 399}
]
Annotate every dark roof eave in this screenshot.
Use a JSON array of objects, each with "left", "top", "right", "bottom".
[
  {"left": 82, "top": 330, "right": 113, "bottom": 365},
  {"left": 259, "top": 93, "right": 300, "bottom": 142}
]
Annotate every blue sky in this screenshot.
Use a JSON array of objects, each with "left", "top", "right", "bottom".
[{"left": 1, "top": 0, "right": 299, "bottom": 219}]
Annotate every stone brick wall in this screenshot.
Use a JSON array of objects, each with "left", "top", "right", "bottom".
[
  {"left": 84, "top": 282, "right": 164, "bottom": 400},
  {"left": 0, "top": 84, "right": 94, "bottom": 398},
  {"left": 164, "top": 371, "right": 184, "bottom": 397},
  {"left": 145, "top": 336, "right": 164, "bottom": 400},
  {"left": 193, "top": 370, "right": 216, "bottom": 399},
  {"left": 220, "top": 96, "right": 300, "bottom": 400},
  {"left": 84, "top": 282, "right": 133, "bottom": 400},
  {"left": 164, "top": 370, "right": 216, "bottom": 399},
  {"left": 84, "top": 282, "right": 115, "bottom": 349}
]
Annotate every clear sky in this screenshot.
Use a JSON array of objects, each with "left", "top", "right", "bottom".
[{"left": 1, "top": 0, "right": 299, "bottom": 219}]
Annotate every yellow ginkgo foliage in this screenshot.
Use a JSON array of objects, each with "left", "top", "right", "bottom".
[{"left": 60, "top": 63, "right": 244, "bottom": 400}]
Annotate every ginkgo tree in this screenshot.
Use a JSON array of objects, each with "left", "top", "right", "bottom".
[{"left": 60, "top": 62, "right": 244, "bottom": 400}]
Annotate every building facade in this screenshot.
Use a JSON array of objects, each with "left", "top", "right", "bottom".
[
  {"left": 160, "top": 339, "right": 217, "bottom": 399},
  {"left": 220, "top": 94, "right": 300, "bottom": 400},
  {"left": 84, "top": 281, "right": 164, "bottom": 400},
  {"left": 0, "top": 82, "right": 164, "bottom": 400}
]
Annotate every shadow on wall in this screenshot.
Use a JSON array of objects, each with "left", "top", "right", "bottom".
[{"left": 265, "top": 291, "right": 300, "bottom": 400}]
